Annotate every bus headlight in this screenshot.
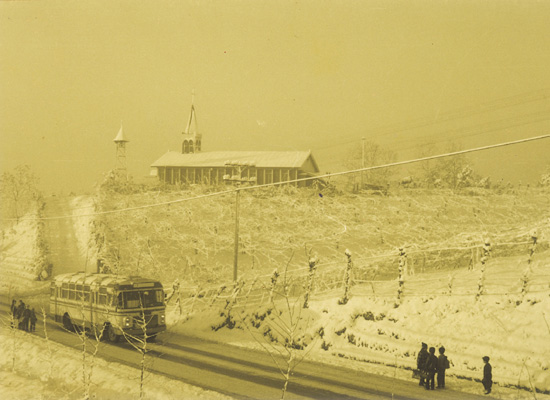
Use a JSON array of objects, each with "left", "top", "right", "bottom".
[
  {"left": 160, "top": 314, "right": 165, "bottom": 325},
  {"left": 124, "top": 317, "right": 131, "bottom": 327}
]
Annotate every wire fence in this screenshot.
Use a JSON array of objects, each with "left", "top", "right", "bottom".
[{"left": 167, "top": 236, "right": 549, "bottom": 314}]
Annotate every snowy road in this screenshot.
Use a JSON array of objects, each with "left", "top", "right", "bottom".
[
  {"left": 43, "top": 196, "right": 90, "bottom": 276},
  {"left": 0, "top": 299, "right": 491, "bottom": 400}
]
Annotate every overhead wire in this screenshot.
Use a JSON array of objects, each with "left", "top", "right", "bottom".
[
  {"left": 311, "top": 88, "right": 550, "bottom": 149},
  {"left": 4, "top": 133, "right": 550, "bottom": 221}
]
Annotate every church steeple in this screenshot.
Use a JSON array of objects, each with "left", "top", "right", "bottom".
[{"left": 182, "top": 91, "right": 201, "bottom": 154}]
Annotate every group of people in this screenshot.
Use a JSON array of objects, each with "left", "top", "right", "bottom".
[
  {"left": 416, "top": 342, "right": 449, "bottom": 390},
  {"left": 416, "top": 342, "right": 493, "bottom": 395},
  {"left": 10, "top": 299, "right": 37, "bottom": 332}
]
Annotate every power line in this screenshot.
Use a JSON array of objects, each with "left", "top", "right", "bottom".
[
  {"left": 310, "top": 88, "right": 550, "bottom": 150},
  {"left": 5, "top": 133, "right": 550, "bottom": 221}
]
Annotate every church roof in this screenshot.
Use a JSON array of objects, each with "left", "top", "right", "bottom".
[{"left": 151, "top": 150, "right": 319, "bottom": 172}]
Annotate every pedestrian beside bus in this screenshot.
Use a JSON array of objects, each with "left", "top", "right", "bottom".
[
  {"left": 424, "top": 346, "right": 438, "bottom": 390},
  {"left": 437, "top": 346, "right": 450, "bottom": 389},
  {"left": 482, "top": 356, "right": 492, "bottom": 394},
  {"left": 30, "top": 308, "right": 37, "bottom": 332},
  {"left": 16, "top": 300, "right": 25, "bottom": 319},
  {"left": 416, "top": 342, "right": 429, "bottom": 386},
  {"left": 22, "top": 305, "right": 31, "bottom": 332},
  {"left": 16, "top": 300, "right": 25, "bottom": 329}
]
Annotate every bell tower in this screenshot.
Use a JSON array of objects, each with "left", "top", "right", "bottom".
[
  {"left": 113, "top": 122, "right": 129, "bottom": 176},
  {"left": 182, "top": 91, "right": 201, "bottom": 154}
]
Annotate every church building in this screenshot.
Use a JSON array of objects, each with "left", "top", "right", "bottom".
[{"left": 150, "top": 102, "right": 320, "bottom": 187}]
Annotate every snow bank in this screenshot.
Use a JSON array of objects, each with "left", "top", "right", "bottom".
[
  {"left": 0, "top": 330, "right": 234, "bottom": 400},
  {"left": 171, "top": 253, "right": 550, "bottom": 398},
  {"left": 0, "top": 211, "right": 49, "bottom": 296}
]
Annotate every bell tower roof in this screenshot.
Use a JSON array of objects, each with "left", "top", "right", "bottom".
[{"left": 114, "top": 123, "right": 129, "bottom": 143}]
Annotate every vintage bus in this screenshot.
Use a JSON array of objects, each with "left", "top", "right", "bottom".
[{"left": 50, "top": 272, "right": 166, "bottom": 342}]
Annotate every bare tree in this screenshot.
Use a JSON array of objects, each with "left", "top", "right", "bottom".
[
  {"left": 62, "top": 291, "right": 106, "bottom": 400},
  {"left": 344, "top": 140, "right": 396, "bottom": 191},
  {"left": 0, "top": 165, "right": 40, "bottom": 221},
  {"left": 3, "top": 308, "right": 19, "bottom": 372},
  {"left": 116, "top": 303, "right": 155, "bottom": 400},
  {"left": 242, "top": 257, "right": 317, "bottom": 400},
  {"left": 39, "top": 305, "right": 55, "bottom": 381}
]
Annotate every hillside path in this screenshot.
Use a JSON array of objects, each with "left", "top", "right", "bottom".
[{"left": 43, "top": 196, "right": 89, "bottom": 276}]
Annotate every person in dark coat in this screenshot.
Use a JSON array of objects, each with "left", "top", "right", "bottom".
[
  {"left": 424, "top": 346, "right": 438, "bottom": 390},
  {"left": 16, "top": 300, "right": 25, "bottom": 319},
  {"left": 30, "top": 308, "right": 37, "bottom": 332},
  {"left": 482, "top": 356, "right": 492, "bottom": 394},
  {"left": 437, "top": 346, "right": 449, "bottom": 388},
  {"left": 416, "top": 342, "right": 429, "bottom": 386},
  {"left": 16, "top": 300, "right": 26, "bottom": 329},
  {"left": 10, "top": 300, "right": 17, "bottom": 327},
  {"left": 22, "top": 305, "right": 31, "bottom": 332}
]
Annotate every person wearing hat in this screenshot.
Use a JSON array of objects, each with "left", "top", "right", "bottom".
[
  {"left": 482, "top": 356, "right": 492, "bottom": 394},
  {"left": 416, "top": 342, "right": 429, "bottom": 386}
]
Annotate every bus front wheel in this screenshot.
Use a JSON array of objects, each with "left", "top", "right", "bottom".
[{"left": 106, "top": 324, "right": 120, "bottom": 343}]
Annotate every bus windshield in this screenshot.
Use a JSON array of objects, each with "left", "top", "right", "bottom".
[{"left": 118, "top": 290, "right": 164, "bottom": 309}]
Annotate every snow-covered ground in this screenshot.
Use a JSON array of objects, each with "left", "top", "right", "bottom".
[
  {"left": 0, "top": 329, "right": 233, "bottom": 400},
  {"left": 0, "top": 210, "right": 49, "bottom": 296},
  {"left": 1, "top": 196, "right": 549, "bottom": 399},
  {"left": 0, "top": 203, "right": 232, "bottom": 400}
]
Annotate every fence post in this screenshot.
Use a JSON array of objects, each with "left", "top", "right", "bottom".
[
  {"left": 528, "top": 229, "right": 538, "bottom": 264},
  {"left": 448, "top": 273, "right": 454, "bottom": 296},
  {"left": 303, "top": 256, "right": 318, "bottom": 309},
  {"left": 481, "top": 237, "right": 492, "bottom": 266},
  {"left": 171, "top": 279, "right": 182, "bottom": 315},
  {"left": 476, "top": 238, "right": 490, "bottom": 301},
  {"left": 396, "top": 248, "right": 406, "bottom": 305},
  {"left": 339, "top": 249, "right": 353, "bottom": 305}
]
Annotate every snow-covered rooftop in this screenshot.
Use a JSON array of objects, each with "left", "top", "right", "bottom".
[{"left": 150, "top": 150, "right": 319, "bottom": 171}]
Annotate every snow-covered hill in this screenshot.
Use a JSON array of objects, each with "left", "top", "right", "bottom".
[
  {"left": 171, "top": 252, "right": 550, "bottom": 396},
  {"left": 1, "top": 190, "right": 549, "bottom": 399}
]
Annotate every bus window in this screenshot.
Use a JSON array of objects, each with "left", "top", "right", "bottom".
[
  {"left": 62, "top": 283, "right": 69, "bottom": 298},
  {"left": 69, "top": 284, "right": 76, "bottom": 300},
  {"left": 50, "top": 286, "right": 56, "bottom": 297},
  {"left": 83, "top": 286, "right": 90, "bottom": 302},
  {"left": 120, "top": 290, "right": 164, "bottom": 309},
  {"left": 98, "top": 294, "right": 107, "bottom": 305}
]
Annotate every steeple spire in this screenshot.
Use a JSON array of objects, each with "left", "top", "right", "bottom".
[{"left": 182, "top": 90, "right": 201, "bottom": 153}]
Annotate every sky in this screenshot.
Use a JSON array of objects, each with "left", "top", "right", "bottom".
[{"left": 1, "top": 0, "right": 549, "bottom": 193}]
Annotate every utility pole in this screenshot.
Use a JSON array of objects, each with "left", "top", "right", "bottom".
[
  {"left": 361, "top": 137, "right": 365, "bottom": 190},
  {"left": 233, "top": 189, "right": 240, "bottom": 281},
  {"left": 223, "top": 161, "right": 256, "bottom": 281}
]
